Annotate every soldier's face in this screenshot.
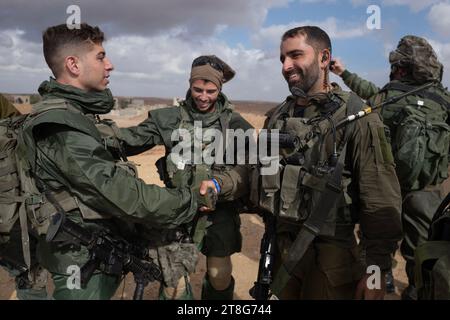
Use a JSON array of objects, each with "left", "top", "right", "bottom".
[
  {"left": 280, "top": 35, "right": 321, "bottom": 94},
  {"left": 190, "top": 80, "right": 219, "bottom": 113},
  {"left": 77, "top": 43, "right": 114, "bottom": 92}
]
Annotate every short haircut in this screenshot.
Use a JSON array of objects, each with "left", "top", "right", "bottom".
[
  {"left": 42, "top": 23, "right": 105, "bottom": 77},
  {"left": 281, "top": 26, "right": 332, "bottom": 55}
]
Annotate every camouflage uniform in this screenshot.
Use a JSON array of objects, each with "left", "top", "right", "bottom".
[
  {"left": 340, "top": 35, "right": 450, "bottom": 298},
  {"left": 23, "top": 79, "right": 200, "bottom": 300}
]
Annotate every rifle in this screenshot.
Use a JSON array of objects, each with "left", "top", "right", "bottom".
[
  {"left": 0, "top": 254, "right": 28, "bottom": 274},
  {"left": 46, "top": 212, "right": 163, "bottom": 300},
  {"left": 249, "top": 212, "right": 276, "bottom": 300}
]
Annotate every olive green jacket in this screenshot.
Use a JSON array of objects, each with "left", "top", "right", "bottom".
[{"left": 30, "top": 81, "right": 198, "bottom": 229}]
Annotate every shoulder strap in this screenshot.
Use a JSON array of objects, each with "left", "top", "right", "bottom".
[
  {"left": 382, "top": 82, "right": 450, "bottom": 110},
  {"left": 219, "top": 110, "right": 232, "bottom": 158},
  {"left": 266, "top": 99, "right": 290, "bottom": 130}
]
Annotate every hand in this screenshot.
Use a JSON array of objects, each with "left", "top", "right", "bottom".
[
  {"left": 200, "top": 180, "right": 218, "bottom": 194},
  {"left": 330, "top": 58, "right": 346, "bottom": 76},
  {"left": 354, "top": 273, "right": 386, "bottom": 300},
  {"left": 197, "top": 180, "right": 218, "bottom": 212}
]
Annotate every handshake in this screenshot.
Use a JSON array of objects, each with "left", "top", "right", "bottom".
[{"left": 172, "top": 167, "right": 221, "bottom": 212}]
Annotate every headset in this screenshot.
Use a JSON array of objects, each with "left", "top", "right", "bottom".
[{"left": 322, "top": 51, "right": 335, "bottom": 70}]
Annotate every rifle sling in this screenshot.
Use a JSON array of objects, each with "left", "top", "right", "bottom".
[
  {"left": 381, "top": 82, "right": 449, "bottom": 109},
  {"left": 270, "top": 143, "right": 347, "bottom": 297}
]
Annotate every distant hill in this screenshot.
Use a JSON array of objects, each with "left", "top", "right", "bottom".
[
  {"left": 232, "top": 100, "right": 277, "bottom": 115},
  {"left": 7, "top": 93, "right": 278, "bottom": 117}
]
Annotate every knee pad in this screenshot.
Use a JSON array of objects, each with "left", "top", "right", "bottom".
[{"left": 207, "top": 256, "right": 232, "bottom": 290}]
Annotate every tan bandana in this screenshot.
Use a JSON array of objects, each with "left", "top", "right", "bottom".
[{"left": 190, "top": 64, "right": 224, "bottom": 89}]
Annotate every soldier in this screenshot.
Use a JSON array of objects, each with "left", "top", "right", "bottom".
[
  {"left": 107, "top": 55, "right": 253, "bottom": 299},
  {"left": 242, "top": 26, "right": 402, "bottom": 300},
  {"left": 331, "top": 35, "right": 450, "bottom": 300},
  {"left": 20, "top": 23, "right": 211, "bottom": 300}
]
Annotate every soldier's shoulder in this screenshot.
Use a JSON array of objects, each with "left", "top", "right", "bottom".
[
  {"left": 148, "top": 105, "right": 181, "bottom": 120},
  {"left": 265, "top": 96, "right": 294, "bottom": 118},
  {"left": 230, "top": 111, "right": 253, "bottom": 130}
]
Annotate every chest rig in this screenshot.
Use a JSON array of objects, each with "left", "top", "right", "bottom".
[
  {"left": 161, "top": 102, "right": 233, "bottom": 189},
  {"left": 258, "top": 93, "right": 362, "bottom": 236}
]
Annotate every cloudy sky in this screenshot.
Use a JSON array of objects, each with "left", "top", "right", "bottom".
[{"left": 0, "top": 0, "right": 449, "bottom": 102}]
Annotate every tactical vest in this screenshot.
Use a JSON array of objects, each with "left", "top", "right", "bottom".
[
  {"left": 159, "top": 101, "right": 233, "bottom": 189},
  {"left": 256, "top": 93, "right": 363, "bottom": 236}
]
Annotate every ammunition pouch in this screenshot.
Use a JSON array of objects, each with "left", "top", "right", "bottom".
[{"left": 115, "top": 160, "right": 139, "bottom": 178}]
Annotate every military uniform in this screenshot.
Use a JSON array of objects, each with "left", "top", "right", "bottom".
[
  {"left": 341, "top": 69, "right": 450, "bottom": 293},
  {"left": 23, "top": 79, "right": 200, "bottom": 299},
  {"left": 113, "top": 92, "right": 253, "bottom": 298},
  {"left": 256, "top": 85, "right": 402, "bottom": 299},
  {"left": 0, "top": 94, "right": 19, "bottom": 118}
]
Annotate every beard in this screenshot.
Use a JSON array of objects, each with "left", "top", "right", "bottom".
[{"left": 284, "top": 60, "right": 321, "bottom": 95}]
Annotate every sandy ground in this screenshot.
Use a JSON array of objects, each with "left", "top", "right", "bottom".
[{"left": 0, "top": 105, "right": 432, "bottom": 300}]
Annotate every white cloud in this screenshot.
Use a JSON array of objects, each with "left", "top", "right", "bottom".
[
  {"left": 350, "top": 0, "right": 369, "bottom": 6},
  {"left": 252, "top": 17, "right": 367, "bottom": 52},
  {"left": 0, "top": 29, "right": 51, "bottom": 93},
  {"left": 427, "top": 2, "right": 450, "bottom": 37},
  {"left": 428, "top": 39, "right": 450, "bottom": 86},
  {"left": 382, "top": 0, "right": 441, "bottom": 12},
  {"left": 299, "top": 0, "right": 336, "bottom": 3},
  {"left": 102, "top": 31, "right": 289, "bottom": 101},
  {"left": 0, "top": 0, "right": 291, "bottom": 41}
]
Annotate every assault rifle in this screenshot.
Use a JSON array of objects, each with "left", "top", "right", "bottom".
[{"left": 46, "top": 212, "right": 163, "bottom": 300}]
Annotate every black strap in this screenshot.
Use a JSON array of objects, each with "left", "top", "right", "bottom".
[
  {"left": 219, "top": 112, "right": 230, "bottom": 159},
  {"left": 381, "top": 82, "right": 449, "bottom": 110},
  {"left": 271, "top": 143, "right": 348, "bottom": 297}
]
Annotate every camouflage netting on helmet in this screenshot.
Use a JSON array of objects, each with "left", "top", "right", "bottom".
[{"left": 389, "top": 35, "right": 443, "bottom": 84}]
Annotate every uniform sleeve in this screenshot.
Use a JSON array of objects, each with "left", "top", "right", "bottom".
[
  {"left": 36, "top": 125, "right": 197, "bottom": 229},
  {"left": 341, "top": 70, "right": 381, "bottom": 100},
  {"left": 0, "top": 94, "right": 19, "bottom": 118},
  {"left": 104, "top": 116, "right": 165, "bottom": 156},
  {"left": 348, "top": 113, "right": 402, "bottom": 271},
  {"left": 214, "top": 165, "right": 250, "bottom": 201}
]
